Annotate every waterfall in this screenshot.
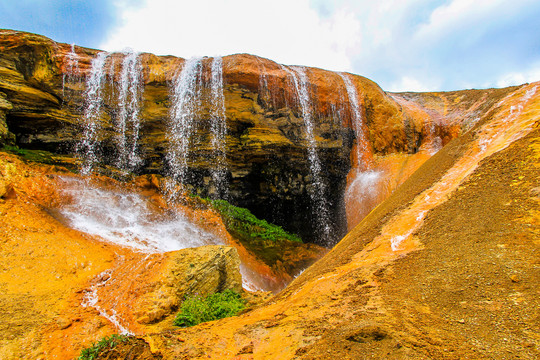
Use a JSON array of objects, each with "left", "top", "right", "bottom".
[
  {"left": 166, "top": 57, "right": 203, "bottom": 189},
  {"left": 341, "top": 72, "right": 387, "bottom": 229},
  {"left": 340, "top": 72, "right": 373, "bottom": 170},
  {"left": 78, "top": 52, "right": 109, "bottom": 175},
  {"left": 282, "top": 65, "right": 332, "bottom": 243},
  {"left": 209, "top": 56, "right": 228, "bottom": 198},
  {"left": 115, "top": 50, "right": 143, "bottom": 171},
  {"left": 166, "top": 56, "right": 229, "bottom": 199},
  {"left": 62, "top": 44, "right": 80, "bottom": 104},
  {"left": 77, "top": 51, "right": 145, "bottom": 175}
]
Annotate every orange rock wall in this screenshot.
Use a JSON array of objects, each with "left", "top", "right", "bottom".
[{"left": 0, "top": 29, "right": 472, "bottom": 243}]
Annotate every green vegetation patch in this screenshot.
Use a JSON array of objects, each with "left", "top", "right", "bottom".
[
  {"left": 78, "top": 334, "right": 129, "bottom": 360},
  {"left": 1, "top": 145, "right": 55, "bottom": 164},
  {"left": 210, "top": 199, "right": 302, "bottom": 243},
  {"left": 183, "top": 196, "right": 305, "bottom": 268},
  {"left": 174, "top": 289, "right": 246, "bottom": 328}
]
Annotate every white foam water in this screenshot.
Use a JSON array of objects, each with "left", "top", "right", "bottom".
[{"left": 58, "top": 177, "right": 218, "bottom": 252}]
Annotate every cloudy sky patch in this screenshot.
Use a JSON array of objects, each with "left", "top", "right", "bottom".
[{"left": 0, "top": 0, "right": 539, "bottom": 91}]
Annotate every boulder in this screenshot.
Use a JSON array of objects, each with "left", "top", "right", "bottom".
[{"left": 132, "top": 245, "right": 242, "bottom": 325}]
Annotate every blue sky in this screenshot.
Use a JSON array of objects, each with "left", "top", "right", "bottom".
[{"left": 0, "top": 0, "right": 539, "bottom": 91}]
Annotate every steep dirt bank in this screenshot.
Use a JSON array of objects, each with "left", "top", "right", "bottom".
[{"left": 107, "top": 83, "right": 539, "bottom": 359}]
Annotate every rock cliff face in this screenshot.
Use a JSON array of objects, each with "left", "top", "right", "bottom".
[{"left": 0, "top": 29, "right": 463, "bottom": 244}]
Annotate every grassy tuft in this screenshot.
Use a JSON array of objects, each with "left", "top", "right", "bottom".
[
  {"left": 77, "top": 334, "right": 129, "bottom": 360},
  {"left": 1, "top": 145, "right": 55, "bottom": 164},
  {"left": 174, "top": 289, "right": 246, "bottom": 328}
]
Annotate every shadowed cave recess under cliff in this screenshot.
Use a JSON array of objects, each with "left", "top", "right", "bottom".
[{"left": 0, "top": 30, "right": 466, "bottom": 247}]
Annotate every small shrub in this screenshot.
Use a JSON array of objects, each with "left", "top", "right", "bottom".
[
  {"left": 174, "top": 289, "right": 246, "bottom": 327},
  {"left": 78, "top": 334, "right": 129, "bottom": 360}
]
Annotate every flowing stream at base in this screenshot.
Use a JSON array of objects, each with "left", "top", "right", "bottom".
[{"left": 56, "top": 176, "right": 270, "bottom": 333}]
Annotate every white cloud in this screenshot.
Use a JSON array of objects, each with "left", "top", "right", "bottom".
[
  {"left": 415, "top": 0, "right": 505, "bottom": 43},
  {"left": 98, "top": 0, "right": 540, "bottom": 92},
  {"left": 100, "top": 0, "right": 361, "bottom": 72},
  {"left": 388, "top": 75, "right": 437, "bottom": 93},
  {"left": 495, "top": 64, "right": 540, "bottom": 88}
]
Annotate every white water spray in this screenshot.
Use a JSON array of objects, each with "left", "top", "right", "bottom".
[
  {"left": 210, "top": 56, "right": 228, "bottom": 198},
  {"left": 282, "top": 65, "right": 332, "bottom": 242},
  {"left": 59, "top": 177, "right": 218, "bottom": 252},
  {"left": 166, "top": 57, "right": 203, "bottom": 189}
]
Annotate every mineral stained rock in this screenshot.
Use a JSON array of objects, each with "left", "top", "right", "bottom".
[{"left": 0, "top": 29, "right": 470, "bottom": 243}]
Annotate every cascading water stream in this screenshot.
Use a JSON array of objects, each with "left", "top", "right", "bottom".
[
  {"left": 209, "top": 56, "right": 228, "bottom": 198},
  {"left": 78, "top": 52, "right": 109, "bottom": 175},
  {"left": 339, "top": 73, "right": 373, "bottom": 170},
  {"left": 81, "top": 269, "right": 133, "bottom": 335},
  {"left": 77, "top": 51, "right": 146, "bottom": 174},
  {"left": 282, "top": 65, "right": 332, "bottom": 243},
  {"left": 340, "top": 73, "right": 386, "bottom": 227},
  {"left": 115, "top": 50, "right": 143, "bottom": 171},
  {"left": 166, "top": 56, "right": 230, "bottom": 198},
  {"left": 62, "top": 43, "right": 80, "bottom": 104},
  {"left": 166, "top": 57, "right": 203, "bottom": 193}
]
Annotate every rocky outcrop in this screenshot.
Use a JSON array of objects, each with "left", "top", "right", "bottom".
[
  {"left": 0, "top": 29, "right": 465, "bottom": 244},
  {"left": 132, "top": 246, "right": 242, "bottom": 325}
]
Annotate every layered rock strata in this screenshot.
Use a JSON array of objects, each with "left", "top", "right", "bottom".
[{"left": 0, "top": 29, "right": 465, "bottom": 243}]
